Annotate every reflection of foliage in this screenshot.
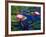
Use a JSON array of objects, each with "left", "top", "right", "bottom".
[
  {"left": 11, "top": 6, "right": 41, "bottom": 15},
  {"left": 11, "top": 6, "right": 41, "bottom": 31},
  {"left": 11, "top": 22, "right": 23, "bottom": 31},
  {"left": 11, "top": 15, "right": 19, "bottom": 22}
]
